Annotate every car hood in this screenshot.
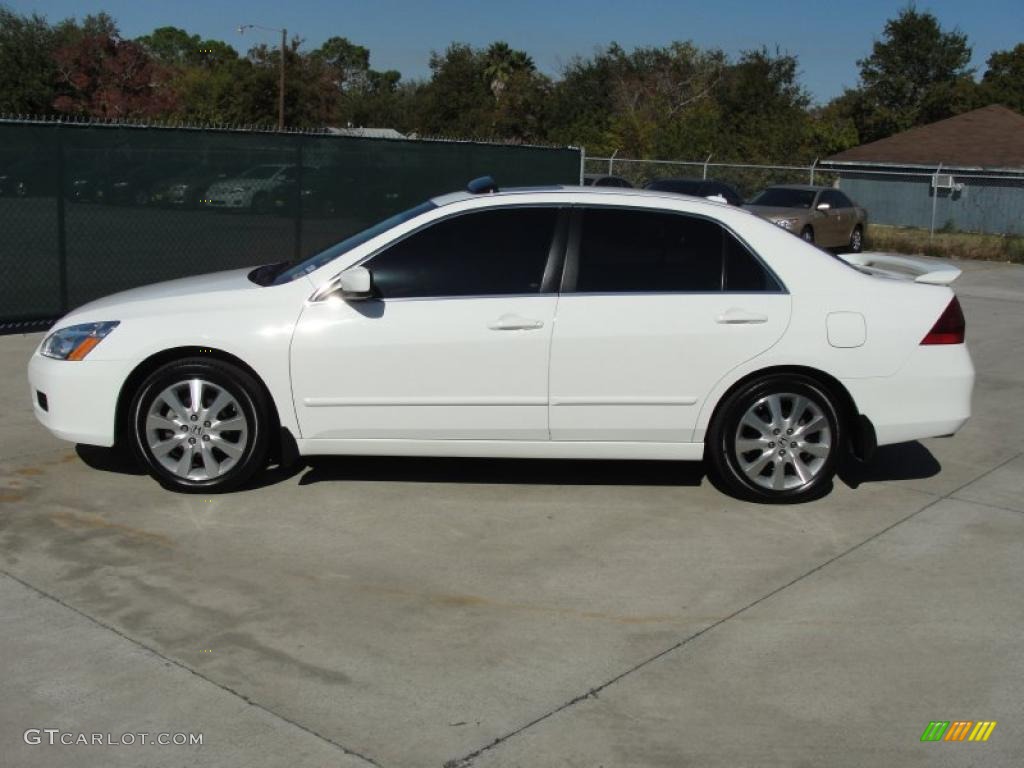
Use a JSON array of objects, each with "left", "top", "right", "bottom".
[
  {"left": 743, "top": 205, "right": 810, "bottom": 219},
  {"left": 64, "top": 267, "right": 262, "bottom": 320}
]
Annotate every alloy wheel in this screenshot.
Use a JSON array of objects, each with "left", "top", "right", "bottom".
[
  {"left": 145, "top": 378, "right": 249, "bottom": 481},
  {"left": 733, "top": 392, "right": 832, "bottom": 491}
]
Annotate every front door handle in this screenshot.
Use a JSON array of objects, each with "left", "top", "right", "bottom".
[
  {"left": 488, "top": 314, "right": 545, "bottom": 331},
  {"left": 716, "top": 309, "right": 769, "bottom": 325}
]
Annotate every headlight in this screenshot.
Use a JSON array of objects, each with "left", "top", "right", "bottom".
[
  {"left": 772, "top": 217, "right": 798, "bottom": 230},
  {"left": 170, "top": 183, "right": 189, "bottom": 193},
  {"left": 229, "top": 186, "right": 245, "bottom": 194},
  {"left": 41, "top": 321, "right": 120, "bottom": 361}
]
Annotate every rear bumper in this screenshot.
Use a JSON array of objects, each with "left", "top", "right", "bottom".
[
  {"left": 28, "top": 353, "right": 128, "bottom": 447},
  {"left": 844, "top": 344, "right": 974, "bottom": 447}
]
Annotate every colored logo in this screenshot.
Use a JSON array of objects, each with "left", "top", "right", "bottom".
[{"left": 921, "top": 721, "right": 997, "bottom": 742}]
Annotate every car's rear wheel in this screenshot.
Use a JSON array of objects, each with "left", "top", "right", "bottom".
[
  {"left": 130, "top": 358, "right": 270, "bottom": 492},
  {"left": 849, "top": 225, "right": 863, "bottom": 253},
  {"left": 800, "top": 225, "right": 815, "bottom": 244},
  {"left": 707, "top": 374, "right": 843, "bottom": 503}
]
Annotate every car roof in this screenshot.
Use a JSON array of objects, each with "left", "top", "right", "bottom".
[
  {"left": 764, "top": 184, "right": 829, "bottom": 191},
  {"left": 431, "top": 184, "right": 731, "bottom": 209}
]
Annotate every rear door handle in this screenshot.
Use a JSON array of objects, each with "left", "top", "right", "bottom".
[
  {"left": 716, "top": 309, "right": 768, "bottom": 325},
  {"left": 488, "top": 314, "right": 545, "bottom": 331}
]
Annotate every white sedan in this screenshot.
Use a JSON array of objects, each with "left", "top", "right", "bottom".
[{"left": 28, "top": 180, "right": 974, "bottom": 502}]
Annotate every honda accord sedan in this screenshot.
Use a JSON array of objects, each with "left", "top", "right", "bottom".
[{"left": 28, "top": 180, "right": 973, "bottom": 502}]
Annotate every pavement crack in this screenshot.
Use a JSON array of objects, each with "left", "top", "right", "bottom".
[
  {"left": 0, "top": 569, "right": 382, "bottom": 768},
  {"left": 447, "top": 450, "right": 1024, "bottom": 768}
]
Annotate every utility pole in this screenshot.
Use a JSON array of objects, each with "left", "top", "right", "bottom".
[
  {"left": 279, "top": 28, "right": 286, "bottom": 132},
  {"left": 238, "top": 24, "right": 287, "bottom": 130}
]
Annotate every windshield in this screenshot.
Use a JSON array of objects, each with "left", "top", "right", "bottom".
[
  {"left": 239, "top": 165, "right": 284, "bottom": 180},
  {"left": 749, "top": 188, "right": 816, "bottom": 208},
  {"left": 270, "top": 201, "right": 437, "bottom": 285}
]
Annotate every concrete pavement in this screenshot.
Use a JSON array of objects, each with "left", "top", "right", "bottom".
[{"left": 1, "top": 258, "right": 1022, "bottom": 767}]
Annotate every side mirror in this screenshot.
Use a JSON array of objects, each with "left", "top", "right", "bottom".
[
  {"left": 338, "top": 266, "right": 372, "bottom": 300},
  {"left": 816, "top": 202, "right": 831, "bottom": 211}
]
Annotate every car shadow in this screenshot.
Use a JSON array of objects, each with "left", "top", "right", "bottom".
[
  {"left": 838, "top": 441, "right": 941, "bottom": 489},
  {"left": 75, "top": 444, "right": 147, "bottom": 475},
  {"left": 75, "top": 444, "right": 306, "bottom": 488},
  {"left": 296, "top": 455, "right": 706, "bottom": 487}
]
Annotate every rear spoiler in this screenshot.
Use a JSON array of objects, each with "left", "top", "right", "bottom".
[{"left": 839, "top": 252, "right": 962, "bottom": 285}]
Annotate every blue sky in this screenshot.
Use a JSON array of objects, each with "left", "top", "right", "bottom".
[{"left": 11, "top": 0, "right": 1022, "bottom": 103}]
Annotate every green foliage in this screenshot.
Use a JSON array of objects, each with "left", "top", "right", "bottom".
[
  {"left": 979, "top": 44, "right": 1024, "bottom": 112},
  {"left": 0, "top": 7, "right": 60, "bottom": 113},
  {"left": 0, "top": 3, "right": 1018, "bottom": 162},
  {"left": 848, "top": 7, "right": 976, "bottom": 142}
]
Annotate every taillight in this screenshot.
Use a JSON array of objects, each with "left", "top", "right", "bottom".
[{"left": 921, "top": 296, "right": 965, "bottom": 345}]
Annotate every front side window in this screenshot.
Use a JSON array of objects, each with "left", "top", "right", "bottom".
[
  {"left": 367, "top": 207, "right": 559, "bottom": 299},
  {"left": 575, "top": 208, "right": 781, "bottom": 293}
]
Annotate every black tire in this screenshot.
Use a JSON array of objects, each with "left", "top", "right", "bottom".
[
  {"left": 849, "top": 225, "right": 864, "bottom": 253},
  {"left": 707, "top": 374, "right": 844, "bottom": 503},
  {"left": 129, "top": 358, "right": 271, "bottom": 493},
  {"left": 800, "top": 225, "right": 815, "bottom": 244}
]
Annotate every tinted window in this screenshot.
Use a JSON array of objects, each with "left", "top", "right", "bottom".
[
  {"left": 575, "top": 208, "right": 779, "bottom": 293},
  {"left": 750, "top": 188, "right": 816, "bottom": 208},
  {"left": 832, "top": 190, "right": 854, "bottom": 208},
  {"left": 820, "top": 190, "right": 846, "bottom": 208},
  {"left": 271, "top": 201, "right": 436, "bottom": 284},
  {"left": 368, "top": 207, "right": 558, "bottom": 298}
]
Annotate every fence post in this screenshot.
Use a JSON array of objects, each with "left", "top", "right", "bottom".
[
  {"left": 809, "top": 157, "right": 818, "bottom": 186},
  {"left": 929, "top": 163, "right": 942, "bottom": 240},
  {"left": 579, "top": 146, "right": 585, "bottom": 185},
  {"left": 55, "top": 124, "right": 68, "bottom": 314},
  {"left": 294, "top": 137, "right": 303, "bottom": 262},
  {"left": 608, "top": 149, "right": 617, "bottom": 176},
  {"left": 702, "top": 154, "right": 712, "bottom": 180}
]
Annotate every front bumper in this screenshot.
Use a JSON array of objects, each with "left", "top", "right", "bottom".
[
  {"left": 844, "top": 344, "right": 975, "bottom": 447},
  {"left": 28, "top": 352, "right": 130, "bottom": 447}
]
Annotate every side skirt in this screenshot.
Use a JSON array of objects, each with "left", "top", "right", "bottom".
[{"left": 295, "top": 438, "right": 706, "bottom": 462}]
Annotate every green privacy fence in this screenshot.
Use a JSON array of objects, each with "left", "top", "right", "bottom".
[{"left": 0, "top": 119, "right": 582, "bottom": 330}]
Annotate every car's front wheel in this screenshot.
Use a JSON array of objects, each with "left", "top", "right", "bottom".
[
  {"left": 800, "top": 225, "right": 815, "bottom": 244},
  {"left": 130, "top": 358, "right": 270, "bottom": 492},
  {"left": 707, "top": 374, "right": 843, "bottom": 503},
  {"left": 849, "top": 225, "right": 863, "bottom": 253}
]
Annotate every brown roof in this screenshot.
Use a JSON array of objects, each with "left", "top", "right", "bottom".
[{"left": 826, "top": 105, "right": 1024, "bottom": 170}]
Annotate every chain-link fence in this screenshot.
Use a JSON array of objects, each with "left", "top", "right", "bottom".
[
  {"left": 0, "top": 119, "right": 581, "bottom": 330},
  {"left": 583, "top": 156, "right": 839, "bottom": 199},
  {"left": 584, "top": 155, "right": 1024, "bottom": 243}
]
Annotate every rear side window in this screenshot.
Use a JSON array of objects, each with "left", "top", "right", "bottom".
[
  {"left": 368, "top": 207, "right": 558, "bottom": 298},
  {"left": 575, "top": 208, "right": 781, "bottom": 293}
]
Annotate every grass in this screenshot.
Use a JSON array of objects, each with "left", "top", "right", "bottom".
[{"left": 865, "top": 224, "right": 1024, "bottom": 264}]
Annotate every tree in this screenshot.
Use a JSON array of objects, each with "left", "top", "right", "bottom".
[
  {"left": 136, "top": 26, "right": 238, "bottom": 70},
  {"left": 0, "top": 7, "right": 61, "bottom": 114},
  {"left": 979, "top": 44, "right": 1024, "bottom": 112},
  {"left": 852, "top": 7, "right": 975, "bottom": 141},
  {"left": 52, "top": 16, "right": 177, "bottom": 119},
  {"left": 482, "top": 42, "right": 535, "bottom": 100},
  {"left": 716, "top": 48, "right": 810, "bottom": 161}
]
